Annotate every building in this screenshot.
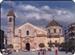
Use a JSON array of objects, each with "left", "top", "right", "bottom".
[
  {"left": 46, "top": 20, "right": 64, "bottom": 44},
  {"left": 65, "top": 23, "right": 75, "bottom": 51},
  {"left": 0, "top": 29, "right": 4, "bottom": 50},
  {"left": 7, "top": 9, "right": 64, "bottom": 51},
  {"left": 14, "top": 23, "right": 48, "bottom": 51},
  {"left": 66, "top": 23, "right": 75, "bottom": 41},
  {"left": 7, "top": 9, "right": 15, "bottom": 45}
]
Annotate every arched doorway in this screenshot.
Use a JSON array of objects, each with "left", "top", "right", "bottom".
[{"left": 25, "top": 43, "right": 30, "bottom": 51}]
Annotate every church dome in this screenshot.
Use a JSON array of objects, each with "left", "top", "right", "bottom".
[{"left": 47, "top": 19, "right": 62, "bottom": 27}]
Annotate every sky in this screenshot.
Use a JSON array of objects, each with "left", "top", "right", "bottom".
[{"left": 1, "top": 1, "right": 75, "bottom": 33}]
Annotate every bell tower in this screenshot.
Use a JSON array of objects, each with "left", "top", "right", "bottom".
[{"left": 7, "top": 9, "right": 15, "bottom": 45}]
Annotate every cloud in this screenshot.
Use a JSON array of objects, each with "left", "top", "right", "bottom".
[
  {"left": 1, "top": 1, "right": 75, "bottom": 32},
  {"left": 55, "top": 9, "right": 75, "bottom": 22},
  {"left": 1, "top": 2, "right": 75, "bottom": 21},
  {"left": 15, "top": 4, "right": 75, "bottom": 22},
  {"left": 41, "top": 5, "right": 50, "bottom": 10},
  {"left": 25, "top": 5, "right": 39, "bottom": 11},
  {"left": 15, "top": 4, "right": 40, "bottom": 13}
]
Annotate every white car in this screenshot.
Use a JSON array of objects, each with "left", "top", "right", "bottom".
[
  {"left": 0, "top": 52, "right": 3, "bottom": 55},
  {"left": 73, "top": 52, "right": 75, "bottom": 55}
]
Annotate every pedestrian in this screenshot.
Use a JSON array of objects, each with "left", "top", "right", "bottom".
[
  {"left": 55, "top": 47, "right": 58, "bottom": 55},
  {"left": 38, "top": 51, "right": 40, "bottom": 55},
  {"left": 42, "top": 49, "right": 46, "bottom": 55},
  {"left": 42, "top": 49, "right": 44, "bottom": 55}
]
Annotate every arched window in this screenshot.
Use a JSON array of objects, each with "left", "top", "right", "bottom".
[
  {"left": 19, "top": 29, "right": 21, "bottom": 33},
  {"left": 54, "top": 29, "right": 56, "bottom": 33},
  {"left": 26, "top": 30, "right": 29, "bottom": 35},
  {"left": 9, "top": 18, "right": 12, "bottom": 22}
]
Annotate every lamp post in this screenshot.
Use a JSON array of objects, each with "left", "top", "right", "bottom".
[{"left": 4, "top": 34, "right": 7, "bottom": 52}]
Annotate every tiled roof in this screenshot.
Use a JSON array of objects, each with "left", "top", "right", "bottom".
[
  {"left": 47, "top": 19, "right": 62, "bottom": 27},
  {"left": 7, "top": 10, "right": 15, "bottom": 17}
]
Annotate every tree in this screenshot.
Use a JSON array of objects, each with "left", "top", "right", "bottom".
[
  {"left": 55, "top": 41, "right": 59, "bottom": 47},
  {"left": 48, "top": 41, "right": 53, "bottom": 48},
  {"left": 39, "top": 43, "right": 45, "bottom": 48},
  {"left": 65, "top": 38, "right": 75, "bottom": 53},
  {"left": 7, "top": 44, "right": 13, "bottom": 48}
]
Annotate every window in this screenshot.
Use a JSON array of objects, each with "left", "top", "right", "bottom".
[
  {"left": 55, "top": 40, "right": 57, "bottom": 43},
  {"left": 9, "top": 18, "right": 12, "bottom": 22},
  {"left": 19, "top": 29, "right": 21, "bottom": 33},
  {"left": 54, "top": 29, "right": 56, "bottom": 33},
  {"left": 59, "top": 29, "right": 61, "bottom": 33},
  {"left": 26, "top": 30, "right": 29, "bottom": 35}
]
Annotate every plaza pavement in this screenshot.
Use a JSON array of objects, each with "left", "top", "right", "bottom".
[{"left": 8, "top": 51, "right": 73, "bottom": 55}]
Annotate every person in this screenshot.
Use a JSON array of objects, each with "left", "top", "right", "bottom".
[
  {"left": 55, "top": 47, "right": 58, "bottom": 55},
  {"left": 42, "top": 49, "right": 45, "bottom": 55},
  {"left": 42, "top": 49, "right": 46, "bottom": 55},
  {"left": 38, "top": 51, "right": 40, "bottom": 55}
]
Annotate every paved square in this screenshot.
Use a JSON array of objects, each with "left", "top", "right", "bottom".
[{"left": 9, "top": 51, "right": 73, "bottom": 55}]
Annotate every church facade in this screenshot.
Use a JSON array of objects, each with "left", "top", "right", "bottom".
[{"left": 7, "top": 10, "right": 64, "bottom": 51}]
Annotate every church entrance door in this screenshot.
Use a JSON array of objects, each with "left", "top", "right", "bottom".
[{"left": 26, "top": 43, "right": 30, "bottom": 51}]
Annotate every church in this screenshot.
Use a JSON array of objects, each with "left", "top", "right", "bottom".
[{"left": 7, "top": 9, "right": 64, "bottom": 51}]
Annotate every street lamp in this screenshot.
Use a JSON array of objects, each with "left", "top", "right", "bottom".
[{"left": 4, "top": 34, "right": 7, "bottom": 52}]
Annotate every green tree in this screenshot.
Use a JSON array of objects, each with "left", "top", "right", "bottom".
[
  {"left": 55, "top": 41, "right": 59, "bottom": 47},
  {"left": 48, "top": 41, "right": 53, "bottom": 48},
  {"left": 39, "top": 43, "right": 45, "bottom": 48},
  {"left": 7, "top": 44, "right": 13, "bottom": 48}
]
